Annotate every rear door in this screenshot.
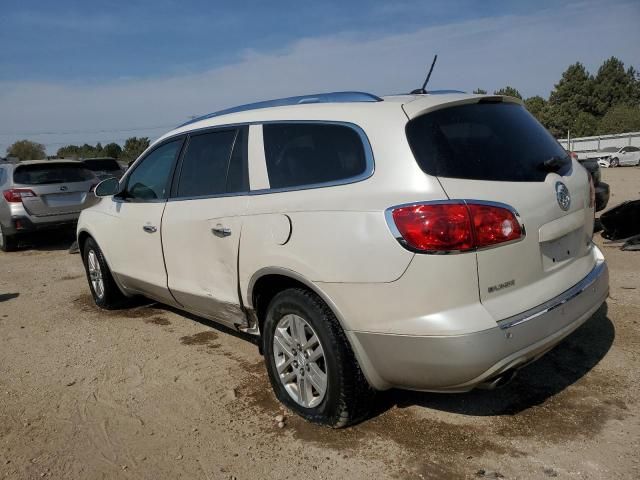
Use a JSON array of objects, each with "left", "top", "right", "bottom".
[
  {"left": 13, "top": 163, "right": 98, "bottom": 217},
  {"left": 406, "top": 101, "right": 595, "bottom": 321},
  {"left": 161, "top": 126, "right": 249, "bottom": 329}
]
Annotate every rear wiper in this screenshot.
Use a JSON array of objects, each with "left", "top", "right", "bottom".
[{"left": 539, "top": 155, "right": 569, "bottom": 172}]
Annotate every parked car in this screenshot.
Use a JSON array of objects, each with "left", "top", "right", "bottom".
[
  {"left": 0, "top": 160, "right": 99, "bottom": 251},
  {"left": 569, "top": 151, "right": 609, "bottom": 211},
  {"left": 593, "top": 146, "right": 640, "bottom": 168},
  {"left": 82, "top": 157, "right": 125, "bottom": 180},
  {"left": 78, "top": 91, "right": 609, "bottom": 427}
]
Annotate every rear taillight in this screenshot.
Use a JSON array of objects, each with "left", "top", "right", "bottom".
[
  {"left": 388, "top": 201, "right": 523, "bottom": 253},
  {"left": 3, "top": 188, "right": 37, "bottom": 203}
]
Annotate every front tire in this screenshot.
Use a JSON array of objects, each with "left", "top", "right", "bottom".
[
  {"left": 262, "top": 288, "right": 373, "bottom": 428},
  {"left": 611, "top": 158, "right": 620, "bottom": 167},
  {"left": 82, "top": 237, "right": 128, "bottom": 309},
  {"left": 0, "top": 224, "right": 17, "bottom": 252}
]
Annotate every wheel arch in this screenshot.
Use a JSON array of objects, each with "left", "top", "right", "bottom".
[{"left": 248, "top": 267, "right": 386, "bottom": 390}]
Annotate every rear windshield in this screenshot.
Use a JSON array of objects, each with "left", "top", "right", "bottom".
[
  {"left": 406, "top": 102, "right": 570, "bottom": 182},
  {"left": 83, "top": 159, "right": 121, "bottom": 171},
  {"left": 13, "top": 164, "right": 95, "bottom": 185}
]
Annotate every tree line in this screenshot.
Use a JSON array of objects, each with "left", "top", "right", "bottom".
[
  {"left": 476, "top": 56, "right": 640, "bottom": 137},
  {"left": 4, "top": 137, "right": 150, "bottom": 163},
  {"left": 5, "top": 56, "right": 639, "bottom": 161}
]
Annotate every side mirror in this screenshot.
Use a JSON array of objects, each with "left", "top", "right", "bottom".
[{"left": 94, "top": 177, "right": 120, "bottom": 197}]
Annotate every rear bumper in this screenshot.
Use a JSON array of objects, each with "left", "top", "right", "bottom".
[
  {"left": 2, "top": 213, "right": 80, "bottom": 235},
  {"left": 348, "top": 257, "right": 609, "bottom": 392}
]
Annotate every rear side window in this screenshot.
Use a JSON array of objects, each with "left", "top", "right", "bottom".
[
  {"left": 176, "top": 130, "right": 239, "bottom": 197},
  {"left": 13, "top": 164, "right": 95, "bottom": 185},
  {"left": 263, "top": 123, "right": 367, "bottom": 189},
  {"left": 406, "top": 102, "right": 570, "bottom": 182}
]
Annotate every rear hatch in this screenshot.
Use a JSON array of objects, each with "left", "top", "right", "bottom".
[
  {"left": 13, "top": 163, "right": 98, "bottom": 217},
  {"left": 405, "top": 99, "right": 595, "bottom": 321}
]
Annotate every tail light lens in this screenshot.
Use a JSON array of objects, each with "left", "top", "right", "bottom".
[
  {"left": 389, "top": 202, "right": 523, "bottom": 253},
  {"left": 392, "top": 203, "right": 474, "bottom": 251},
  {"left": 3, "top": 188, "right": 37, "bottom": 203}
]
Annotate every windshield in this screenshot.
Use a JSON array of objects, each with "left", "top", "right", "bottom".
[
  {"left": 406, "top": 102, "right": 571, "bottom": 182},
  {"left": 14, "top": 164, "right": 95, "bottom": 185},
  {"left": 83, "top": 159, "right": 121, "bottom": 171}
]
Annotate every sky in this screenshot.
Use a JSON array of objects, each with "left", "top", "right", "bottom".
[{"left": 1, "top": 0, "right": 639, "bottom": 155}]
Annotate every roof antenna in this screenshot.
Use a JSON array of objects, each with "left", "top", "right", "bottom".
[{"left": 411, "top": 54, "right": 438, "bottom": 94}]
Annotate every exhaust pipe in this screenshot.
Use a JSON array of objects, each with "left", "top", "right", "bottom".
[{"left": 477, "top": 368, "right": 518, "bottom": 390}]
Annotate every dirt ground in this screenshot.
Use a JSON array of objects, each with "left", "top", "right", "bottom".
[{"left": 1, "top": 167, "right": 639, "bottom": 480}]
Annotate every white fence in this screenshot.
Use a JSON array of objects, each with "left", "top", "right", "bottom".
[{"left": 558, "top": 131, "right": 640, "bottom": 157}]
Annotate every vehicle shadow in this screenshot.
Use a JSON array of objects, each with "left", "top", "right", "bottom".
[
  {"left": 0, "top": 292, "right": 19, "bottom": 302},
  {"left": 14, "top": 229, "right": 76, "bottom": 252},
  {"left": 374, "top": 302, "right": 614, "bottom": 417}
]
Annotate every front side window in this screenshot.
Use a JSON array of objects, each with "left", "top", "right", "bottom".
[
  {"left": 124, "top": 139, "right": 182, "bottom": 201},
  {"left": 176, "top": 129, "right": 240, "bottom": 197},
  {"left": 262, "top": 123, "right": 367, "bottom": 189}
]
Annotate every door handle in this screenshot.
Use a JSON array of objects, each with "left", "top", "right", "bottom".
[
  {"left": 211, "top": 225, "right": 232, "bottom": 237},
  {"left": 143, "top": 225, "right": 157, "bottom": 233}
]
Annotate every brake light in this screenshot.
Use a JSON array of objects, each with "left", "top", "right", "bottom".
[
  {"left": 3, "top": 188, "right": 37, "bottom": 203},
  {"left": 389, "top": 202, "right": 523, "bottom": 252}
]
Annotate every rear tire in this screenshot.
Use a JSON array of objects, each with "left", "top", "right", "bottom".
[
  {"left": 0, "top": 224, "right": 17, "bottom": 252},
  {"left": 82, "top": 237, "right": 128, "bottom": 309},
  {"left": 262, "top": 288, "right": 374, "bottom": 428}
]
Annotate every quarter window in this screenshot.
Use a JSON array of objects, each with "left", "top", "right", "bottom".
[
  {"left": 176, "top": 130, "right": 239, "bottom": 197},
  {"left": 125, "top": 139, "right": 182, "bottom": 201},
  {"left": 262, "top": 123, "right": 367, "bottom": 189}
]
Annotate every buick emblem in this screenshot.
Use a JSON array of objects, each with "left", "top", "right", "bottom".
[
  {"left": 59, "top": 185, "right": 68, "bottom": 191},
  {"left": 555, "top": 182, "right": 570, "bottom": 211}
]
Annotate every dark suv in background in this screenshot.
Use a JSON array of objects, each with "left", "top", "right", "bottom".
[
  {"left": 570, "top": 152, "right": 609, "bottom": 212},
  {"left": 82, "top": 157, "right": 125, "bottom": 180}
]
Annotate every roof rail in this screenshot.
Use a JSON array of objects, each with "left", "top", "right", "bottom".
[{"left": 178, "top": 91, "right": 382, "bottom": 127}]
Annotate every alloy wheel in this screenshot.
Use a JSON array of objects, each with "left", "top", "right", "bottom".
[
  {"left": 87, "top": 249, "right": 105, "bottom": 299},
  {"left": 272, "top": 313, "right": 327, "bottom": 408}
]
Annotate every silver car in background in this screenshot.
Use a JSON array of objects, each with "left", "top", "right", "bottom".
[{"left": 0, "top": 160, "right": 99, "bottom": 251}]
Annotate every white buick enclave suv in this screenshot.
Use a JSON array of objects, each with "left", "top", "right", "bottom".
[{"left": 78, "top": 91, "right": 609, "bottom": 427}]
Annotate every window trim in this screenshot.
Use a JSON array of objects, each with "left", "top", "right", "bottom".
[
  {"left": 250, "top": 120, "right": 375, "bottom": 195},
  {"left": 115, "top": 135, "right": 186, "bottom": 204}
]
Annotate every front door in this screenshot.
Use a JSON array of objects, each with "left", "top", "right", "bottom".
[
  {"left": 161, "top": 127, "right": 249, "bottom": 328},
  {"left": 104, "top": 138, "right": 184, "bottom": 304}
]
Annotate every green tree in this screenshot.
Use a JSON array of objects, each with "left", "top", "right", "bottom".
[
  {"left": 102, "top": 142, "right": 122, "bottom": 159},
  {"left": 493, "top": 86, "right": 522, "bottom": 99},
  {"left": 547, "top": 62, "right": 596, "bottom": 137},
  {"left": 56, "top": 145, "right": 81, "bottom": 159},
  {"left": 598, "top": 104, "right": 640, "bottom": 134},
  {"left": 572, "top": 112, "right": 599, "bottom": 137},
  {"left": 6, "top": 139, "right": 46, "bottom": 160},
  {"left": 473, "top": 88, "right": 487, "bottom": 95},
  {"left": 121, "top": 137, "right": 150, "bottom": 163},
  {"left": 592, "top": 57, "right": 635, "bottom": 115},
  {"left": 524, "top": 96, "right": 548, "bottom": 124}
]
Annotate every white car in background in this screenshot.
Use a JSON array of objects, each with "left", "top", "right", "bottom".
[{"left": 595, "top": 146, "right": 640, "bottom": 168}]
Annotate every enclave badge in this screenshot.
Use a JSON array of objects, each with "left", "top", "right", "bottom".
[{"left": 555, "top": 182, "right": 570, "bottom": 211}]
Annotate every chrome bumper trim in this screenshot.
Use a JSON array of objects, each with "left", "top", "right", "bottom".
[{"left": 498, "top": 259, "right": 607, "bottom": 330}]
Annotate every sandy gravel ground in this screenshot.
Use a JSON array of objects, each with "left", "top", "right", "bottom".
[{"left": 1, "top": 167, "right": 639, "bottom": 479}]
